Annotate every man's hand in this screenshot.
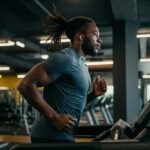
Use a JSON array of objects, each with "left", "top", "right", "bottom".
[
  {"left": 93, "top": 75, "right": 107, "bottom": 96},
  {"left": 51, "top": 114, "right": 77, "bottom": 131}
]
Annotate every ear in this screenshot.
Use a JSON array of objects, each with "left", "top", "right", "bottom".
[
  {"left": 79, "top": 35, "right": 82, "bottom": 41},
  {"left": 75, "top": 32, "right": 84, "bottom": 42}
]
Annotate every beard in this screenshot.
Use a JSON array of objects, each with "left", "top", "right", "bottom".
[{"left": 82, "top": 43, "right": 98, "bottom": 56}]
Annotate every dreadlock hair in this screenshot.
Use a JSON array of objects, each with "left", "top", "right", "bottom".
[{"left": 43, "top": 6, "right": 94, "bottom": 52}]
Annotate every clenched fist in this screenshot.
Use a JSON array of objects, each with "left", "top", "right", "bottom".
[{"left": 93, "top": 75, "right": 107, "bottom": 96}]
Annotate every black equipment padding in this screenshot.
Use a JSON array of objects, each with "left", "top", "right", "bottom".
[{"left": 133, "top": 101, "right": 150, "bottom": 132}]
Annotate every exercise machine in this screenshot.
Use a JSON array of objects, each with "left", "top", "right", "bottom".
[{"left": 94, "top": 100, "right": 150, "bottom": 141}]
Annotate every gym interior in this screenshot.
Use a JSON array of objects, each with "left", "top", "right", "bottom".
[{"left": 0, "top": 0, "right": 150, "bottom": 149}]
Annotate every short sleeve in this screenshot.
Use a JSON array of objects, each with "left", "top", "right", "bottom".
[{"left": 42, "top": 52, "right": 71, "bottom": 81}]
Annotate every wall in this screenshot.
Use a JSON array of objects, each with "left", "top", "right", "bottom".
[{"left": 0, "top": 76, "right": 22, "bottom": 105}]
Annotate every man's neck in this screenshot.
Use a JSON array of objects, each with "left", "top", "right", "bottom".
[{"left": 71, "top": 43, "right": 85, "bottom": 56}]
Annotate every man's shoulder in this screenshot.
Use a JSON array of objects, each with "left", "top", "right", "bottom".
[
  {"left": 57, "top": 47, "right": 72, "bottom": 56},
  {"left": 47, "top": 48, "right": 73, "bottom": 64}
]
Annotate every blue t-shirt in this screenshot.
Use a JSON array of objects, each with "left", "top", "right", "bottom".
[{"left": 31, "top": 47, "right": 91, "bottom": 141}]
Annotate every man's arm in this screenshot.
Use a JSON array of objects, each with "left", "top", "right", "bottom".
[
  {"left": 87, "top": 91, "right": 97, "bottom": 104},
  {"left": 87, "top": 75, "right": 107, "bottom": 104},
  {"left": 17, "top": 63, "right": 56, "bottom": 118},
  {"left": 17, "top": 63, "right": 76, "bottom": 131}
]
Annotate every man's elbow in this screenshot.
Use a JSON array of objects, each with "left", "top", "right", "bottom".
[
  {"left": 17, "top": 81, "right": 28, "bottom": 94},
  {"left": 17, "top": 83, "right": 22, "bottom": 92}
]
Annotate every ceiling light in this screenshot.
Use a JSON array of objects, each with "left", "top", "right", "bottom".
[
  {"left": 40, "top": 38, "right": 70, "bottom": 44},
  {"left": 41, "top": 54, "right": 49, "bottom": 59},
  {"left": 0, "top": 87, "right": 9, "bottom": 90},
  {"left": 0, "top": 75, "right": 2, "bottom": 78},
  {"left": 137, "top": 34, "right": 150, "bottom": 38},
  {"left": 61, "top": 39, "right": 70, "bottom": 43},
  {"left": 0, "top": 66, "right": 10, "bottom": 71},
  {"left": 16, "top": 41, "right": 25, "bottom": 48},
  {"left": 0, "top": 40, "right": 15, "bottom": 47},
  {"left": 139, "top": 58, "right": 150, "bottom": 62},
  {"left": 85, "top": 61, "right": 113, "bottom": 66},
  {"left": 17, "top": 74, "right": 26, "bottom": 78},
  {"left": 143, "top": 74, "right": 150, "bottom": 79}
]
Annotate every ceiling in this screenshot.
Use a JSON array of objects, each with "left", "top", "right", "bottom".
[{"left": 0, "top": 0, "right": 150, "bottom": 75}]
